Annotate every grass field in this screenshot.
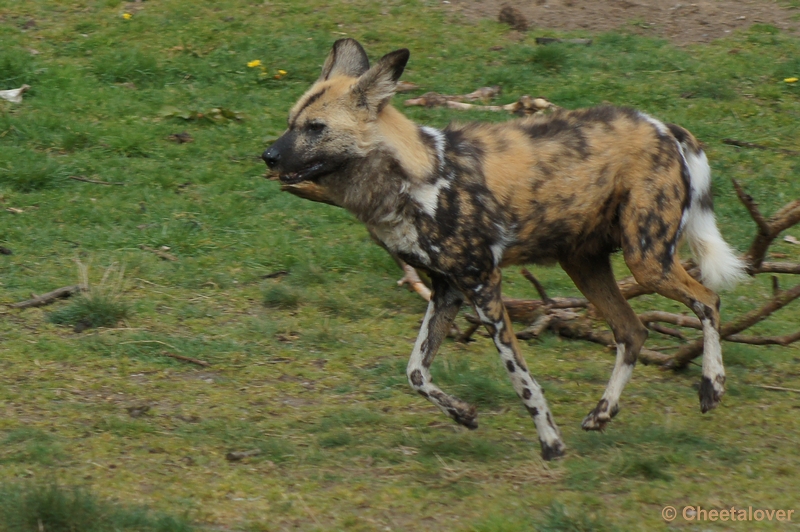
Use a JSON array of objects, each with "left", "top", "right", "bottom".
[{"left": 1, "top": 1, "right": 800, "bottom": 530}]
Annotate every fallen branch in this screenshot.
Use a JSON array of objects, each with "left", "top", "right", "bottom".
[
  {"left": 722, "top": 138, "right": 800, "bottom": 157},
  {"left": 162, "top": 351, "right": 211, "bottom": 367},
  {"left": 520, "top": 268, "right": 552, "bottom": 304},
  {"left": 645, "top": 322, "right": 687, "bottom": 341},
  {"left": 10, "top": 285, "right": 85, "bottom": 309},
  {"left": 755, "top": 262, "right": 800, "bottom": 275},
  {"left": 69, "top": 175, "right": 125, "bottom": 186},
  {"left": 725, "top": 331, "right": 800, "bottom": 346},
  {"left": 404, "top": 90, "right": 557, "bottom": 116},
  {"left": 753, "top": 384, "right": 800, "bottom": 394},
  {"left": 637, "top": 311, "right": 702, "bottom": 330},
  {"left": 225, "top": 449, "right": 262, "bottom": 461},
  {"left": 139, "top": 245, "right": 178, "bottom": 261},
  {"left": 733, "top": 179, "right": 800, "bottom": 271}
]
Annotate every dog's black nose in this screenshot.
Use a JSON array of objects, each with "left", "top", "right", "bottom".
[{"left": 262, "top": 147, "right": 280, "bottom": 168}]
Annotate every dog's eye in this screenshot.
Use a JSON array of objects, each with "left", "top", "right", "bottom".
[{"left": 307, "top": 122, "right": 326, "bottom": 133}]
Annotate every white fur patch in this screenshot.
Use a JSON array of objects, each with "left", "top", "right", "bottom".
[
  {"left": 681, "top": 149, "right": 747, "bottom": 290},
  {"left": 421, "top": 126, "right": 445, "bottom": 170},
  {"left": 685, "top": 149, "right": 711, "bottom": 201},
  {"left": 411, "top": 178, "right": 450, "bottom": 217},
  {"left": 490, "top": 224, "right": 513, "bottom": 266},
  {"left": 638, "top": 111, "right": 669, "bottom": 136},
  {"left": 701, "top": 319, "right": 725, "bottom": 394},
  {"left": 602, "top": 344, "right": 635, "bottom": 405},
  {"left": 373, "top": 216, "right": 431, "bottom": 266}
]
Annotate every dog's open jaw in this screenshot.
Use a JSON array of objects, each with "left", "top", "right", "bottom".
[{"left": 278, "top": 160, "right": 343, "bottom": 185}]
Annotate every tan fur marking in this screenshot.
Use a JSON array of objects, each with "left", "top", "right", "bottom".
[{"left": 377, "top": 106, "right": 436, "bottom": 181}]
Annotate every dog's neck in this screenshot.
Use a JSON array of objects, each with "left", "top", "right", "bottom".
[
  {"left": 375, "top": 106, "right": 439, "bottom": 182},
  {"left": 325, "top": 106, "right": 439, "bottom": 227}
]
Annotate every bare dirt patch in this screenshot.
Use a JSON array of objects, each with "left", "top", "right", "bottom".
[{"left": 446, "top": 0, "right": 799, "bottom": 45}]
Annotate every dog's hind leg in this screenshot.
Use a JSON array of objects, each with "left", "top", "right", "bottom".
[
  {"left": 560, "top": 255, "right": 649, "bottom": 431},
  {"left": 406, "top": 275, "right": 479, "bottom": 429},
  {"left": 459, "top": 268, "right": 565, "bottom": 460}
]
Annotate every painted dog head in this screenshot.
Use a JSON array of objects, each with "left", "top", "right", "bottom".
[{"left": 262, "top": 39, "right": 409, "bottom": 187}]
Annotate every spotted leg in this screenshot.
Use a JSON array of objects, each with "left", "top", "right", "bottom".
[
  {"left": 560, "top": 255, "right": 649, "bottom": 431},
  {"left": 406, "top": 274, "right": 478, "bottom": 429},
  {"left": 459, "top": 269, "right": 565, "bottom": 460}
]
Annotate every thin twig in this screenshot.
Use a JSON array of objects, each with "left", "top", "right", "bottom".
[
  {"left": 753, "top": 384, "right": 800, "bottom": 394},
  {"left": 69, "top": 175, "right": 125, "bottom": 186},
  {"left": 638, "top": 311, "right": 702, "bottom": 330},
  {"left": 725, "top": 331, "right": 800, "bottom": 346},
  {"left": 732, "top": 179, "right": 770, "bottom": 236},
  {"left": 139, "top": 245, "right": 178, "bottom": 261},
  {"left": 10, "top": 285, "right": 85, "bottom": 309},
  {"left": 520, "top": 268, "right": 553, "bottom": 304},
  {"left": 756, "top": 262, "right": 800, "bottom": 275},
  {"left": 722, "top": 138, "right": 800, "bottom": 157},
  {"left": 645, "top": 322, "right": 687, "bottom": 341},
  {"left": 162, "top": 351, "right": 211, "bottom": 367},
  {"left": 119, "top": 339, "right": 180, "bottom": 350}
]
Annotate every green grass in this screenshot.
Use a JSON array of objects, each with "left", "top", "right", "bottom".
[
  {"left": 1, "top": 0, "right": 800, "bottom": 529},
  {"left": 0, "top": 483, "right": 193, "bottom": 532}
]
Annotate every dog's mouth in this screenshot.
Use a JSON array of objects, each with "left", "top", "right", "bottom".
[{"left": 278, "top": 162, "right": 333, "bottom": 185}]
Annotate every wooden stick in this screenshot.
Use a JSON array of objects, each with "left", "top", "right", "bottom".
[
  {"left": 139, "top": 245, "right": 178, "bottom": 261},
  {"left": 162, "top": 351, "right": 211, "bottom": 367},
  {"left": 69, "top": 175, "right": 125, "bottom": 186},
  {"left": 225, "top": 449, "right": 262, "bottom": 461},
  {"left": 722, "top": 138, "right": 800, "bottom": 157},
  {"left": 637, "top": 311, "right": 702, "bottom": 330},
  {"left": 10, "top": 285, "right": 85, "bottom": 309},
  {"left": 734, "top": 179, "right": 800, "bottom": 271},
  {"left": 732, "top": 179, "right": 770, "bottom": 237},
  {"left": 725, "top": 330, "right": 800, "bottom": 346},
  {"left": 756, "top": 262, "right": 800, "bottom": 275},
  {"left": 645, "top": 322, "right": 687, "bottom": 341},
  {"left": 753, "top": 384, "right": 800, "bottom": 393},
  {"left": 520, "top": 268, "right": 553, "bottom": 304}
]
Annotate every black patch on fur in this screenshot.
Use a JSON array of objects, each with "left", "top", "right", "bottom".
[
  {"left": 526, "top": 406, "right": 539, "bottom": 417},
  {"left": 540, "top": 439, "right": 565, "bottom": 461},
  {"left": 679, "top": 160, "right": 692, "bottom": 210},
  {"left": 522, "top": 119, "right": 589, "bottom": 158},
  {"left": 655, "top": 190, "right": 668, "bottom": 210},
  {"left": 409, "top": 369, "right": 424, "bottom": 387},
  {"left": 546, "top": 412, "right": 557, "bottom": 431},
  {"left": 506, "top": 360, "right": 516, "bottom": 372},
  {"left": 291, "top": 88, "right": 327, "bottom": 127},
  {"left": 666, "top": 123, "right": 688, "bottom": 144},
  {"left": 699, "top": 376, "right": 723, "bottom": 413},
  {"left": 417, "top": 390, "right": 429, "bottom": 398},
  {"left": 522, "top": 388, "right": 532, "bottom": 400},
  {"left": 355, "top": 88, "right": 369, "bottom": 109},
  {"left": 699, "top": 190, "right": 714, "bottom": 211}
]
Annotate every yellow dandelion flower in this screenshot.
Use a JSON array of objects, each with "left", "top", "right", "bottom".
[
  {"left": 785, "top": 77, "right": 799, "bottom": 83},
  {"left": 278, "top": 70, "right": 287, "bottom": 75},
  {"left": 122, "top": 13, "right": 132, "bottom": 20},
  {"left": 247, "top": 60, "right": 262, "bottom": 68}
]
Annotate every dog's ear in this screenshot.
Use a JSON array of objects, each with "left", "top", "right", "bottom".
[
  {"left": 318, "top": 39, "right": 370, "bottom": 81},
  {"left": 352, "top": 48, "right": 410, "bottom": 115}
]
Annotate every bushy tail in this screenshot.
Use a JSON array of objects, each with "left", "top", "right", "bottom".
[{"left": 679, "top": 142, "right": 747, "bottom": 291}]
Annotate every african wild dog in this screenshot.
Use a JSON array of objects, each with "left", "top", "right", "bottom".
[{"left": 262, "top": 39, "right": 745, "bottom": 460}]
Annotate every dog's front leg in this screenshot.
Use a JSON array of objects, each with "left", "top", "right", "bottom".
[
  {"left": 460, "top": 268, "right": 566, "bottom": 460},
  {"left": 406, "top": 275, "right": 478, "bottom": 429}
]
